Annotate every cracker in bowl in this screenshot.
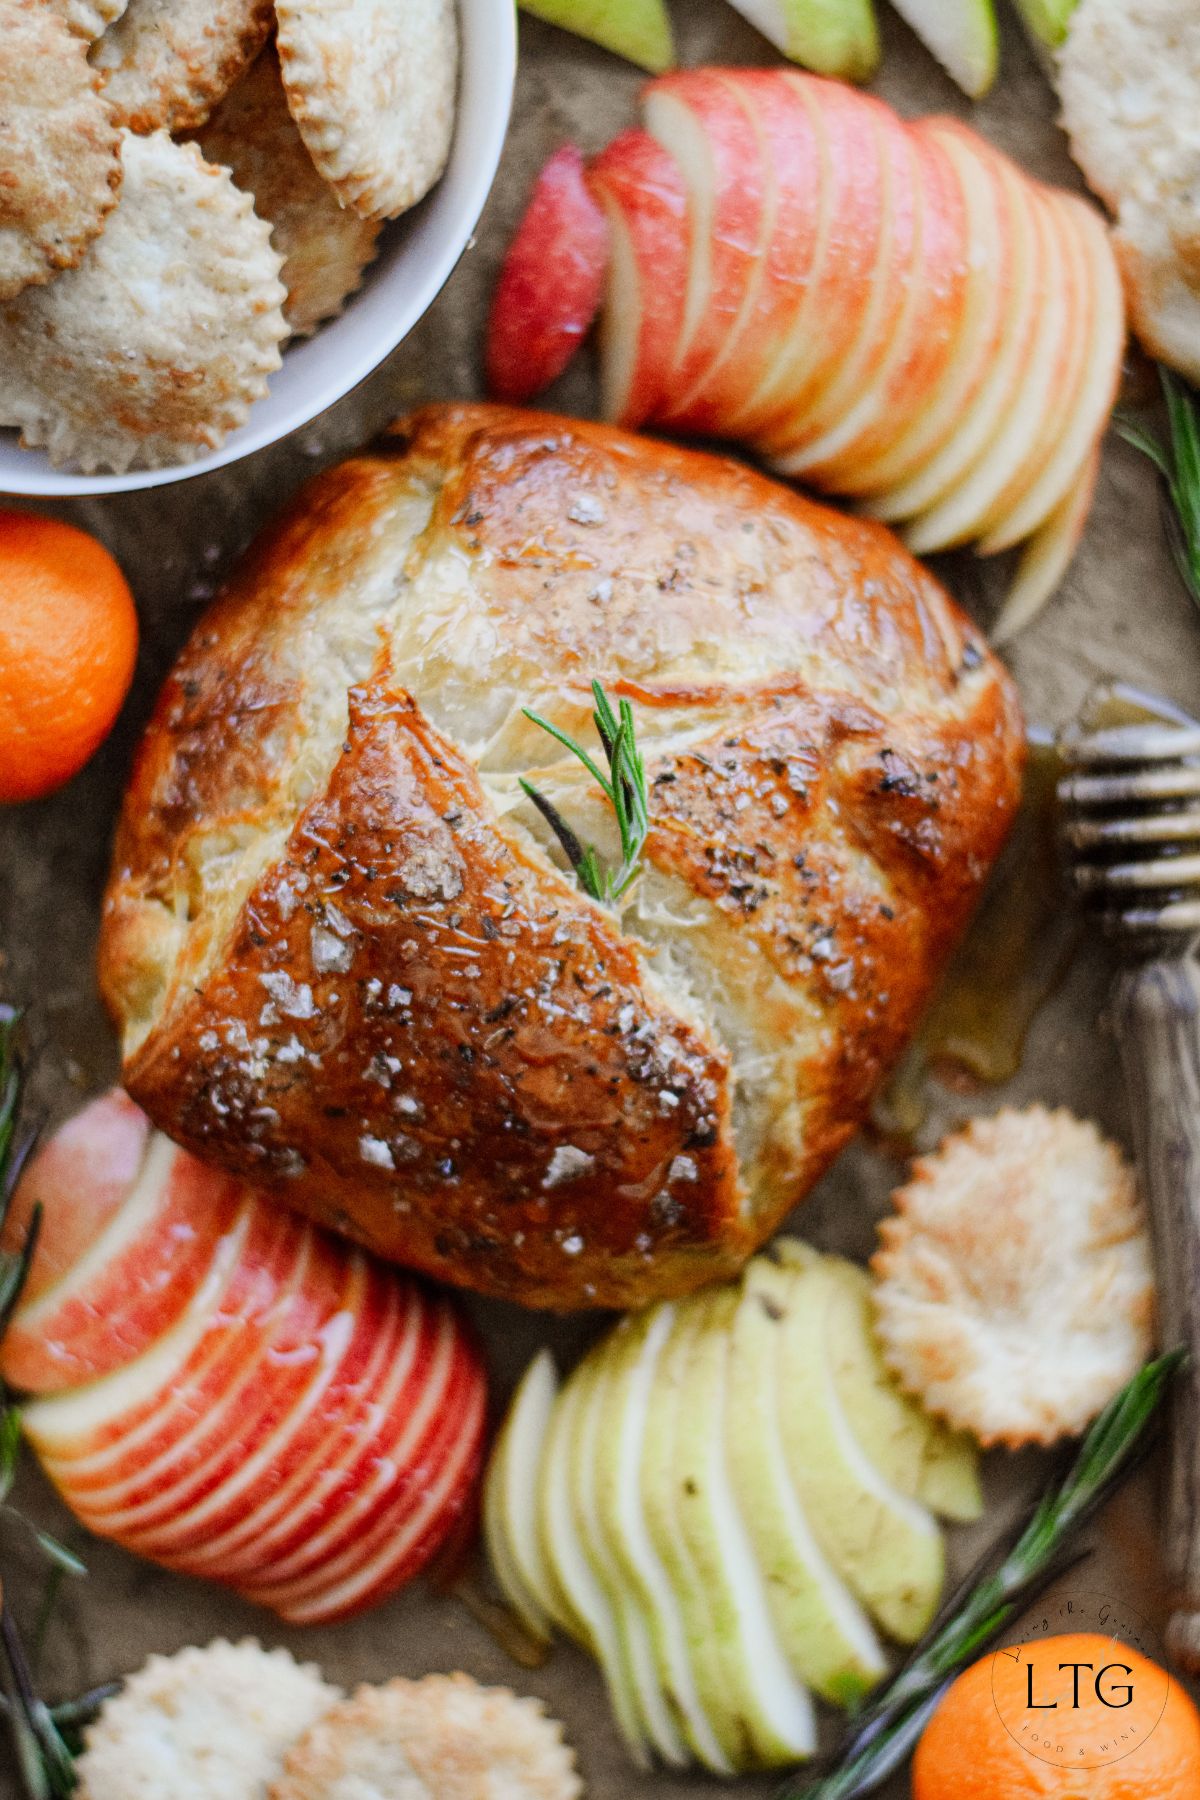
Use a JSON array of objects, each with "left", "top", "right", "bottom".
[
  {"left": 276, "top": 0, "right": 458, "bottom": 220},
  {"left": 197, "top": 46, "right": 381, "bottom": 338},
  {"left": 77, "top": 1639, "right": 341, "bottom": 1800},
  {"left": 89, "top": 0, "right": 274, "bottom": 134},
  {"left": 270, "top": 1675, "right": 583, "bottom": 1800},
  {"left": 0, "top": 0, "right": 121, "bottom": 301},
  {"left": 0, "top": 130, "right": 287, "bottom": 472},
  {"left": 872, "top": 1107, "right": 1156, "bottom": 1448}
]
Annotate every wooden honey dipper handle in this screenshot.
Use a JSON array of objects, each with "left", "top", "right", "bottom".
[{"left": 1114, "top": 957, "right": 1200, "bottom": 1673}]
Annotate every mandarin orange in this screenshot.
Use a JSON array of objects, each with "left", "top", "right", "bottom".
[
  {"left": 914, "top": 1631, "right": 1200, "bottom": 1800},
  {"left": 0, "top": 509, "right": 137, "bottom": 803}
]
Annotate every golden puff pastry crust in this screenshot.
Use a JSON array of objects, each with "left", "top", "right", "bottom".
[{"left": 100, "top": 405, "right": 1024, "bottom": 1310}]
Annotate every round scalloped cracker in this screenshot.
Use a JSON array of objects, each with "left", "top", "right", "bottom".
[
  {"left": 197, "top": 47, "right": 381, "bottom": 338},
  {"left": 0, "top": 0, "right": 122, "bottom": 301},
  {"left": 78, "top": 1639, "right": 342, "bottom": 1800},
  {"left": 0, "top": 130, "right": 287, "bottom": 473},
  {"left": 872, "top": 1107, "right": 1155, "bottom": 1449},
  {"left": 270, "top": 1674, "right": 583, "bottom": 1800},
  {"left": 89, "top": 0, "right": 274, "bottom": 134},
  {"left": 53, "top": 0, "right": 128, "bottom": 39},
  {"left": 276, "top": 0, "right": 459, "bottom": 222}
]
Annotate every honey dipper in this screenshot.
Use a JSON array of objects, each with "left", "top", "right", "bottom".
[{"left": 1059, "top": 681, "right": 1200, "bottom": 1670}]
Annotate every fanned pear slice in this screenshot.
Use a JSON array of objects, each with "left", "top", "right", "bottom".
[
  {"left": 724, "top": 0, "right": 879, "bottom": 81},
  {"left": 520, "top": 0, "right": 674, "bottom": 73},
  {"left": 795, "top": 1250, "right": 982, "bottom": 1525},
  {"left": 888, "top": 0, "right": 999, "bottom": 98},
  {"left": 1014, "top": 0, "right": 1073, "bottom": 48},
  {"left": 568, "top": 1346, "right": 682, "bottom": 1766},
  {"left": 592, "top": 1310, "right": 729, "bottom": 1773},
  {"left": 539, "top": 1359, "right": 649, "bottom": 1762},
  {"left": 759, "top": 1252, "right": 945, "bottom": 1645},
  {"left": 483, "top": 1350, "right": 558, "bottom": 1643},
  {"left": 727, "top": 1267, "right": 886, "bottom": 1706},
  {"left": 667, "top": 1289, "right": 817, "bottom": 1768}
]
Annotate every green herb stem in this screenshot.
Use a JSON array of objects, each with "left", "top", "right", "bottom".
[
  {"left": 521, "top": 681, "right": 650, "bottom": 905},
  {"left": 780, "top": 1350, "right": 1183, "bottom": 1800},
  {"left": 1119, "top": 367, "right": 1200, "bottom": 611}
]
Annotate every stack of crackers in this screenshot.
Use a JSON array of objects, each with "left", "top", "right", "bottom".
[{"left": 0, "top": 0, "right": 459, "bottom": 472}]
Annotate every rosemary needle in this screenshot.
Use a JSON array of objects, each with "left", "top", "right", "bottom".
[
  {"left": 521, "top": 680, "right": 650, "bottom": 906},
  {"left": 1119, "top": 367, "right": 1200, "bottom": 612}
]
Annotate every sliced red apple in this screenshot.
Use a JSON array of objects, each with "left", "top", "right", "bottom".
[
  {"left": 785, "top": 123, "right": 969, "bottom": 488},
  {"left": 872, "top": 128, "right": 1042, "bottom": 527},
  {"left": 485, "top": 145, "right": 610, "bottom": 405},
  {"left": 905, "top": 178, "right": 1073, "bottom": 553},
  {"left": 991, "top": 444, "right": 1101, "bottom": 644},
  {"left": 979, "top": 192, "right": 1124, "bottom": 553},
  {"left": 589, "top": 129, "right": 691, "bottom": 426},
  {"left": 767, "top": 107, "right": 923, "bottom": 472},
  {"left": 743, "top": 76, "right": 890, "bottom": 449},
  {"left": 640, "top": 71, "right": 771, "bottom": 429}
]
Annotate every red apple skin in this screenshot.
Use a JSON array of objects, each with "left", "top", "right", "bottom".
[
  {"left": 587, "top": 129, "right": 691, "bottom": 427},
  {"left": 485, "top": 144, "right": 610, "bottom": 404},
  {"left": 14, "top": 1094, "right": 489, "bottom": 1624},
  {"left": 2, "top": 1108, "right": 244, "bottom": 1396}
]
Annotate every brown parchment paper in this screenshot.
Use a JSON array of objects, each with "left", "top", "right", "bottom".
[{"left": 2, "top": 6, "right": 1199, "bottom": 1797}]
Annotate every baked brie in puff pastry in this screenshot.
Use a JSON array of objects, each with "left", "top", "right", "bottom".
[{"left": 100, "top": 406, "right": 1024, "bottom": 1309}]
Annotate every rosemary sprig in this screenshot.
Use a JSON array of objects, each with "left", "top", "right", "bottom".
[
  {"left": 780, "top": 1350, "right": 1183, "bottom": 1800},
  {"left": 520, "top": 681, "right": 649, "bottom": 905},
  {"left": 1119, "top": 367, "right": 1200, "bottom": 611},
  {"left": 0, "top": 1007, "right": 103, "bottom": 1798}
]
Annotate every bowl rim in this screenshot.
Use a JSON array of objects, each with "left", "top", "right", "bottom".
[{"left": 0, "top": 0, "right": 517, "bottom": 500}]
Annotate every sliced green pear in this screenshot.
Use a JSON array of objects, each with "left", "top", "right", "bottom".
[
  {"left": 483, "top": 1350, "right": 559, "bottom": 1643},
  {"left": 663, "top": 1288, "right": 817, "bottom": 1768},
  {"left": 725, "top": 0, "right": 879, "bottom": 82},
  {"left": 519, "top": 0, "right": 675, "bottom": 74},
  {"left": 592, "top": 1308, "right": 732, "bottom": 1773},
  {"left": 888, "top": 0, "right": 999, "bottom": 98},
  {"left": 757, "top": 1248, "right": 946, "bottom": 1645},
  {"left": 815, "top": 1254, "right": 983, "bottom": 1525},
  {"left": 1014, "top": 0, "right": 1075, "bottom": 49},
  {"left": 726, "top": 1273, "right": 887, "bottom": 1707},
  {"left": 568, "top": 1344, "right": 683, "bottom": 1767},
  {"left": 539, "top": 1358, "right": 651, "bottom": 1764}
]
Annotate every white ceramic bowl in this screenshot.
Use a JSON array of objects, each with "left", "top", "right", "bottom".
[{"left": 0, "top": 0, "right": 517, "bottom": 498}]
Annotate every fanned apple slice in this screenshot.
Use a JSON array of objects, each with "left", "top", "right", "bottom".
[
  {"left": 724, "top": 0, "right": 879, "bottom": 81},
  {"left": 670, "top": 1289, "right": 817, "bottom": 1768},
  {"left": 642, "top": 71, "right": 768, "bottom": 424},
  {"left": 34, "top": 1202, "right": 308, "bottom": 1492},
  {"left": 991, "top": 444, "right": 1100, "bottom": 644},
  {"left": 980, "top": 192, "right": 1124, "bottom": 554},
  {"left": 848, "top": 116, "right": 1010, "bottom": 495},
  {"left": 786, "top": 124, "right": 967, "bottom": 487},
  {"left": 241, "top": 1298, "right": 485, "bottom": 1611},
  {"left": 484, "top": 1349, "right": 559, "bottom": 1642},
  {"left": 727, "top": 1261, "right": 886, "bottom": 1705},
  {"left": 540, "top": 1347, "right": 651, "bottom": 1763},
  {"left": 485, "top": 145, "right": 610, "bottom": 405},
  {"left": 701, "top": 71, "right": 826, "bottom": 438},
  {"left": 748, "top": 78, "right": 891, "bottom": 451},
  {"left": 589, "top": 129, "right": 690, "bottom": 426},
  {"left": 769, "top": 109, "right": 922, "bottom": 473},
  {"left": 968, "top": 185, "right": 1094, "bottom": 549},
  {"left": 874, "top": 129, "right": 1041, "bottom": 526},
  {"left": 652, "top": 71, "right": 781, "bottom": 435},
  {"left": 906, "top": 181, "right": 1073, "bottom": 553},
  {"left": 591, "top": 1309, "right": 728, "bottom": 1771}
]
